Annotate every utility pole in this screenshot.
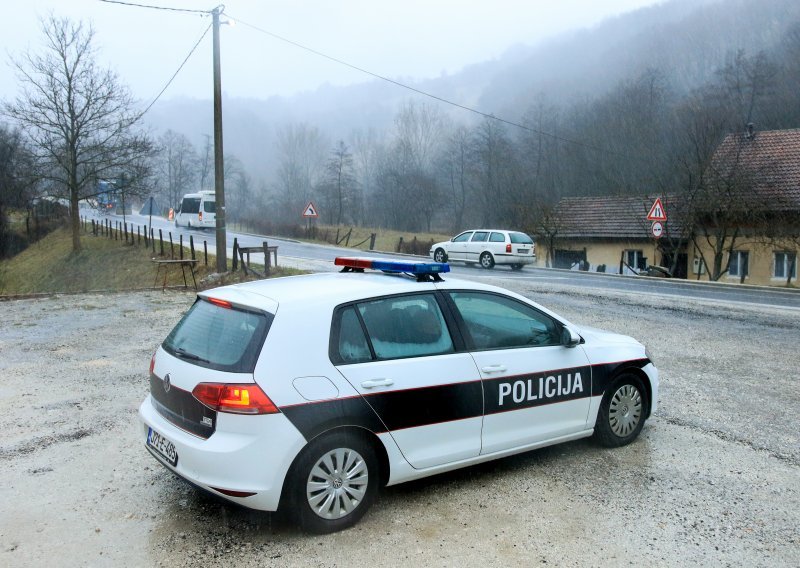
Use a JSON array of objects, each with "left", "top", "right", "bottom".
[{"left": 212, "top": 6, "right": 227, "bottom": 271}]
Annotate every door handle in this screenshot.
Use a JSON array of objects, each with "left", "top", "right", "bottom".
[
  {"left": 361, "top": 378, "right": 394, "bottom": 389},
  {"left": 481, "top": 365, "right": 507, "bottom": 374}
]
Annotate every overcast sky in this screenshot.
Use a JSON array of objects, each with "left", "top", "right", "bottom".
[{"left": 2, "top": 0, "right": 664, "bottom": 107}]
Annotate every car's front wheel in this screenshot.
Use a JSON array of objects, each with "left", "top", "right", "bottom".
[
  {"left": 593, "top": 374, "right": 646, "bottom": 447},
  {"left": 286, "top": 431, "right": 378, "bottom": 534},
  {"left": 433, "top": 248, "right": 447, "bottom": 263},
  {"left": 480, "top": 252, "right": 495, "bottom": 269}
]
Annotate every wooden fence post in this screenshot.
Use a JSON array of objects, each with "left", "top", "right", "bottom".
[
  {"left": 232, "top": 238, "right": 239, "bottom": 271},
  {"left": 263, "top": 241, "right": 270, "bottom": 276},
  {"left": 204, "top": 241, "right": 208, "bottom": 266},
  {"left": 397, "top": 236, "right": 404, "bottom": 252},
  {"left": 169, "top": 232, "right": 174, "bottom": 259},
  {"left": 159, "top": 229, "right": 164, "bottom": 257},
  {"left": 190, "top": 235, "right": 195, "bottom": 260},
  {"left": 179, "top": 234, "right": 184, "bottom": 260},
  {"left": 369, "top": 233, "right": 376, "bottom": 250}
]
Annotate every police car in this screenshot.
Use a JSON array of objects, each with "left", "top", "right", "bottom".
[{"left": 139, "top": 257, "right": 658, "bottom": 533}]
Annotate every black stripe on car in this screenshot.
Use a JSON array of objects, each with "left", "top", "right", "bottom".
[{"left": 279, "top": 359, "right": 651, "bottom": 439}]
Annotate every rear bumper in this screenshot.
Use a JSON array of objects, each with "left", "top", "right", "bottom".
[
  {"left": 493, "top": 254, "right": 536, "bottom": 265},
  {"left": 139, "top": 395, "right": 306, "bottom": 511}
]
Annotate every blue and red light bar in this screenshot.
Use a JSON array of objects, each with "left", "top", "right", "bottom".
[{"left": 334, "top": 257, "right": 450, "bottom": 275}]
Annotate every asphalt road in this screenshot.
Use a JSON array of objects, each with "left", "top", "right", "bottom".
[{"left": 88, "top": 210, "right": 800, "bottom": 310}]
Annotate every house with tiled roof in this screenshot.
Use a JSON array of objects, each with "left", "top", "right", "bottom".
[{"left": 538, "top": 127, "right": 799, "bottom": 286}]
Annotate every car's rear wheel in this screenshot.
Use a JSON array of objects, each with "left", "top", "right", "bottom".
[
  {"left": 433, "top": 248, "right": 447, "bottom": 263},
  {"left": 286, "top": 431, "right": 378, "bottom": 534},
  {"left": 593, "top": 374, "right": 646, "bottom": 447},
  {"left": 479, "top": 252, "right": 495, "bottom": 269},
  {"left": 511, "top": 263, "right": 523, "bottom": 271}
]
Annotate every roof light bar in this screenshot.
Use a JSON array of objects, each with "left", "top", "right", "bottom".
[{"left": 334, "top": 257, "right": 450, "bottom": 275}]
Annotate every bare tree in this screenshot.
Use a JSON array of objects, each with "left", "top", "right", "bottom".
[
  {"left": 197, "top": 134, "right": 213, "bottom": 192},
  {"left": 155, "top": 130, "right": 197, "bottom": 211},
  {"left": 317, "top": 141, "right": 358, "bottom": 226},
  {"left": 437, "top": 125, "right": 473, "bottom": 233},
  {"left": 0, "top": 124, "right": 38, "bottom": 256},
  {"left": 3, "top": 16, "right": 152, "bottom": 252},
  {"left": 273, "top": 123, "right": 327, "bottom": 221}
]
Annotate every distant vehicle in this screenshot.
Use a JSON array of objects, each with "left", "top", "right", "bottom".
[
  {"left": 96, "top": 180, "right": 118, "bottom": 214},
  {"left": 174, "top": 191, "right": 216, "bottom": 229},
  {"left": 430, "top": 229, "right": 536, "bottom": 270}
]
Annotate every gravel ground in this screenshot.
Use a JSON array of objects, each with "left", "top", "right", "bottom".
[{"left": 0, "top": 266, "right": 798, "bottom": 567}]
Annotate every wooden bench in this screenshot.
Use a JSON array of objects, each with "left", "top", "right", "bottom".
[
  {"left": 237, "top": 242, "right": 278, "bottom": 277},
  {"left": 152, "top": 258, "right": 199, "bottom": 290}
]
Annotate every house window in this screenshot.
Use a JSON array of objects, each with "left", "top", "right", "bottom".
[
  {"left": 625, "top": 250, "right": 645, "bottom": 270},
  {"left": 729, "top": 251, "right": 749, "bottom": 278},
  {"left": 774, "top": 252, "right": 797, "bottom": 279}
]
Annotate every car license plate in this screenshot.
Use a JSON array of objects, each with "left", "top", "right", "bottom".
[
  {"left": 517, "top": 248, "right": 529, "bottom": 254},
  {"left": 147, "top": 427, "right": 178, "bottom": 466}
]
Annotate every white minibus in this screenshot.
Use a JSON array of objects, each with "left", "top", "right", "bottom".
[{"left": 175, "top": 191, "right": 216, "bottom": 229}]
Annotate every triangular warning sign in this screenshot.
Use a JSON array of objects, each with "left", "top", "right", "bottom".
[
  {"left": 302, "top": 201, "right": 319, "bottom": 218},
  {"left": 647, "top": 198, "right": 667, "bottom": 221}
]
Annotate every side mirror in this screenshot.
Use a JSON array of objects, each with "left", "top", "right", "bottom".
[{"left": 561, "top": 326, "right": 581, "bottom": 348}]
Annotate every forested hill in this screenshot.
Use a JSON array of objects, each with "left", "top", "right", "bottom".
[{"left": 143, "top": 0, "right": 800, "bottom": 232}]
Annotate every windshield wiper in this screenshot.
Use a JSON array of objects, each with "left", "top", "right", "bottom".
[{"left": 174, "top": 347, "right": 210, "bottom": 364}]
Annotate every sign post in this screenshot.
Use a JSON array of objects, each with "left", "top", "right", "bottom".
[{"left": 302, "top": 201, "right": 319, "bottom": 238}]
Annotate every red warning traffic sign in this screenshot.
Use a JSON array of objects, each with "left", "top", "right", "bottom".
[
  {"left": 647, "top": 198, "right": 667, "bottom": 221},
  {"left": 302, "top": 201, "right": 319, "bottom": 218}
]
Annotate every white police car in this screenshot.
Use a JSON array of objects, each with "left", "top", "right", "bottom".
[{"left": 140, "top": 257, "right": 658, "bottom": 533}]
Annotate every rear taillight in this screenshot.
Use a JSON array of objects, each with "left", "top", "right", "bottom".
[
  {"left": 199, "top": 211, "right": 203, "bottom": 222},
  {"left": 506, "top": 243, "right": 512, "bottom": 253},
  {"left": 149, "top": 352, "right": 156, "bottom": 375},
  {"left": 192, "top": 383, "right": 279, "bottom": 415}
]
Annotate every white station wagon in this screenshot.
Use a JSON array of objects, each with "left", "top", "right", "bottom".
[
  {"left": 430, "top": 229, "right": 536, "bottom": 270},
  {"left": 140, "top": 258, "right": 658, "bottom": 533}
]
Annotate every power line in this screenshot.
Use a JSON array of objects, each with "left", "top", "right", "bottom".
[
  {"left": 224, "top": 11, "right": 634, "bottom": 160},
  {"left": 137, "top": 22, "right": 212, "bottom": 118},
  {"left": 98, "top": 1, "right": 214, "bottom": 118},
  {"left": 98, "top": 0, "right": 212, "bottom": 15}
]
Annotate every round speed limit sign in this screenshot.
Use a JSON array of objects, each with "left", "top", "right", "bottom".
[{"left": 651, "top": 221, "right": 664, "bottom": 239}]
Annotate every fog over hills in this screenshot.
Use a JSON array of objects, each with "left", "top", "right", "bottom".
[{"left": 143, "top": 0, "right": 800, "bottom": 187}]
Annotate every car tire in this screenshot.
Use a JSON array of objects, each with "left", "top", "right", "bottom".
[
  {"left": 286, "top": 431, "right": 378, "bottom": 534},
  {"left": 511, "top": 264, "right": 523, "bottom": 271},
  {"left": 479, "top": 252, "right": 495, "bottom": 269},
  {"left": 433, "top": 248, "right": 448, "bottom": 263},
  {"left": 593, "top": 374, "right": 647, "bottom": 447}
]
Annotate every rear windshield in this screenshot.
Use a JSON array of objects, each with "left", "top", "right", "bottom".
[
  {"left": 181, "top": 198, "right": 201, "bottom": 214},
  {"left": 203, "top": 200, "right": 216, "bottom": 213},
  {"left": 509, "top": 232, "right": 534, "bottom": 245},
  {"left": 162, "top": 298, "right": 272, "bottom": 373}
]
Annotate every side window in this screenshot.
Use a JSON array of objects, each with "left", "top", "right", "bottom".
[
  {"left": 489, "top": 232, "right": 505, "bottom": 243},
  {"left": 471, "top": 231, "right": 489, "bottom": 242},
  {"left": 334, "top": 307, "right": 372, "bottom": 363},
  {"left": 449, "top": 292, "right": 561, "bottom": 350},
  {"left": 203, "top": 200, "right": 216, "bottom": 213},
  {"left": 453, "top": 232, "right": 473, "bottom": 243},
  {"left": 357, "top": 294, "right": 454, "bottom": 360}
]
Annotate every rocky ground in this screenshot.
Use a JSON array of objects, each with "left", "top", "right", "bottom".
[{"left": 1, "top": 265, "right": 798, "bottom": 567}]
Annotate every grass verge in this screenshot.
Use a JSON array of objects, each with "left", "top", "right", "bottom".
[{"left": 0, "top": 227, "right": 303, "bottom": 296}]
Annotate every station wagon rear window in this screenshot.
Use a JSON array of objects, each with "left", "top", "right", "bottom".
[
  {"left": 509, "top": 232, "right": 533, "bottom": 244},
  {"left": 162, "top": 298, "right": 272, "bottom": 372}
]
